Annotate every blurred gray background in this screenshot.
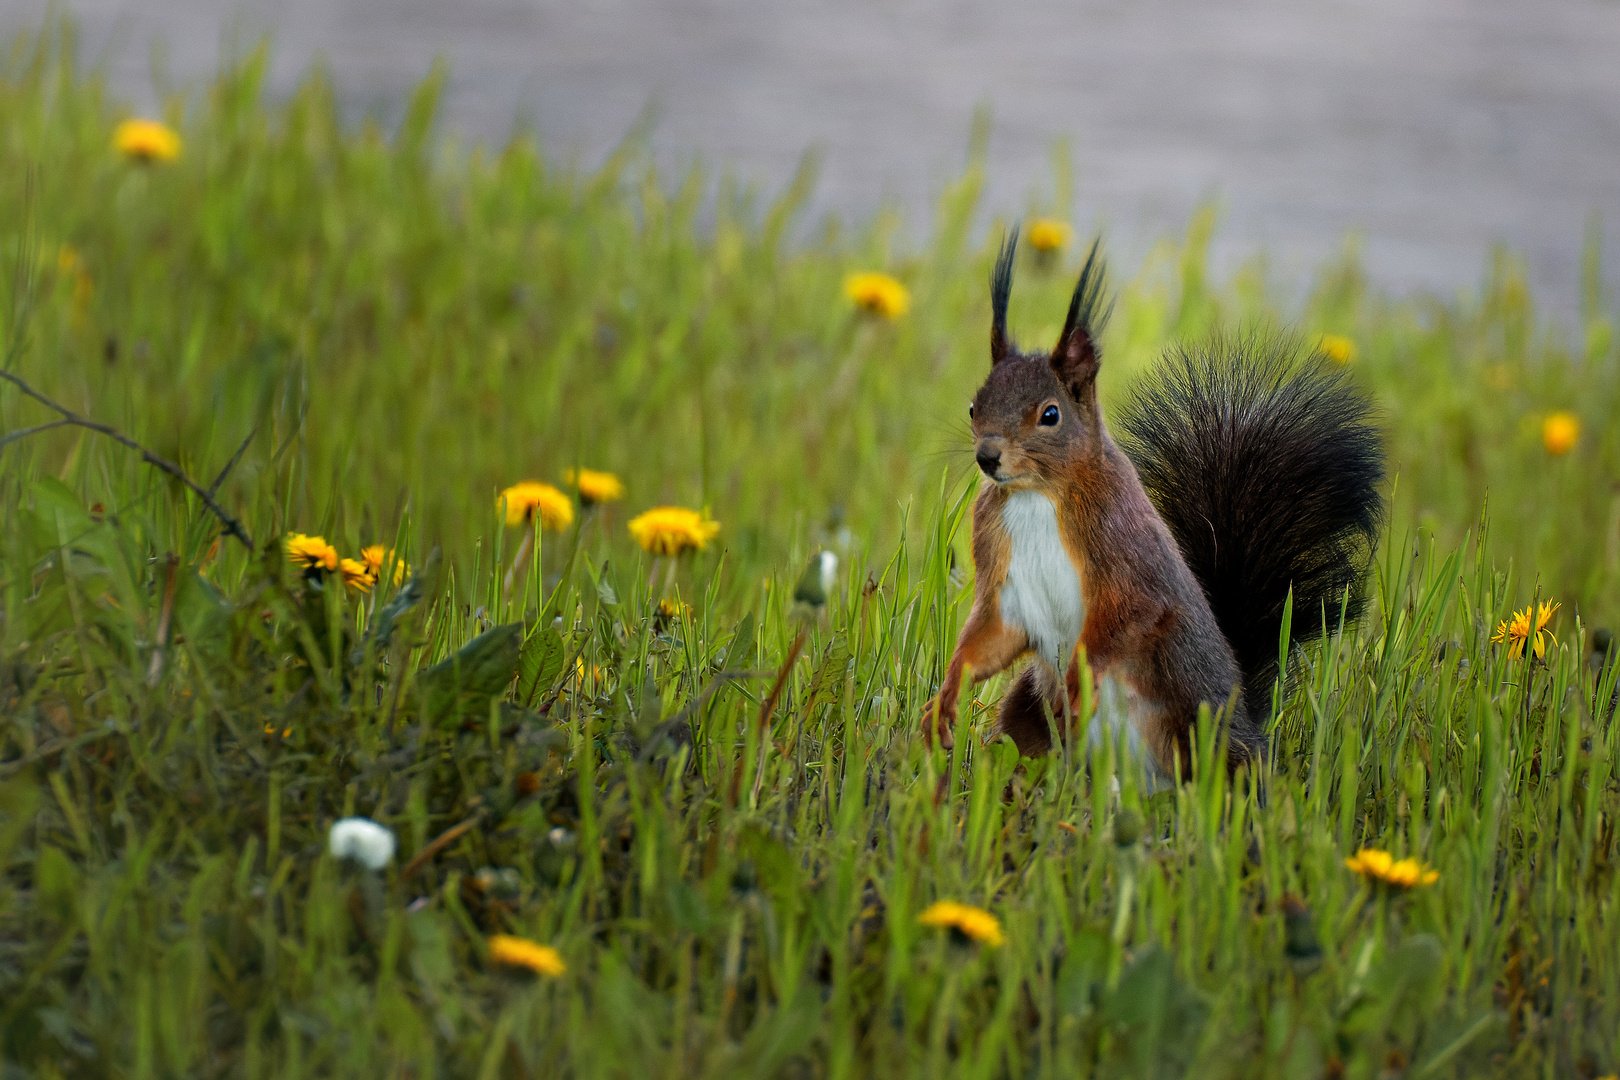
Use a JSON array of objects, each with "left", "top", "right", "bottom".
[{"left": 6, "top": 0, "right": 1619, "bottom": 322}]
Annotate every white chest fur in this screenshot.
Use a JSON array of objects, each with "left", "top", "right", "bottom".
[{"left": 997, "top": 490, "right": 1085, "bottom": 674}]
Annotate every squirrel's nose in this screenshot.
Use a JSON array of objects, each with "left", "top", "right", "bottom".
[{"left": 975, "top": 448, "right": 1002, "bottom": 477}]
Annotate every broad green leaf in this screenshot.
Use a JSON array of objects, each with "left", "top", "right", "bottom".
[
  {"left": 516, "top": 625, "right": 566, "bottom": 706},
  {"left": 419, "top": 622, "right": 524, "bottom": 723}
]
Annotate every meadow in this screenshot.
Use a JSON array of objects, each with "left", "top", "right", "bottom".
[{"left": 2, "top": 22, "right": 1620, "bottom": 1079}]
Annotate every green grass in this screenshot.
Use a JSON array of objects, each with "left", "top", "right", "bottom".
[{"left": 2, "top": 21, "right": 1620, "bottom": 1079}]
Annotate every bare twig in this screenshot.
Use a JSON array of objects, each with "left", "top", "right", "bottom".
[
  {"left": 0, "top": 419, "right": 71, "bottom": 449},
  {"left": 728, "top": 626, "right": 808, "bottom": 808},
  {"left": 0, "top": 368, "right": 255, "bottom": 550},
  {"left": 401, "top": 815, "right": 481, "bottom": 880},
  {"left": 0, "top": 726, "right": 125, "bottom": 776},
  {"left": 756, "top": 627, "right": 809, "bottom": 736},
  {"left": 146, "top": 554, "right": 181, "bottom": 686},
  {"left": 207, "top": 424, "right": 259, "bottom": 498}
]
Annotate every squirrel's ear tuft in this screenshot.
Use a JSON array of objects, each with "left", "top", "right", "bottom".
[
  {"left": 1051, "top": 238, "right": 1112, "bottom": 401},
  {"left": 990, "top": 229, "right": 1018, "bottom": 366}
]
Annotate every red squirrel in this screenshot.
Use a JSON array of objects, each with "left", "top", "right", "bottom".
[{"left": 923, "top": 231, "right": 1383, "bottom": 776}]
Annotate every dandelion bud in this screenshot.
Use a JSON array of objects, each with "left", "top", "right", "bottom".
[
  {"left": 1281, "top": 895, "right": 1321, "bottom": 959},
  {"left": 1282, "top": 894, "right": 1323, "bottom": 974},
  {"left": 1112, "top": 808, "right": 1143, "bottom": 848},
  {"left": 793, "top": 550, "right": 838, "bottom": 613}
]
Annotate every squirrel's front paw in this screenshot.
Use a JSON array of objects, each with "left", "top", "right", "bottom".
[{"left": 920, "top": 697, "right": 957, "bottom": 750}]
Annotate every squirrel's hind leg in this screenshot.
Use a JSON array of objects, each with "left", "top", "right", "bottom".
[{"left": 991, "top": 664, "right": 1066, "bottom": 757}]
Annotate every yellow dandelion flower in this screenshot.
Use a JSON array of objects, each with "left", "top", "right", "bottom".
[
  {"left": 1318, "top": 334, "right": 1358, "bottom": 365},
  {"left": 1542, "top": 411, "right": 1579, "bottom": 456},
  {"left": 339, "top": 558, "right": 376, "bottom": 593},
  {"left": 1492, "top": 600, "right": 1559, "bottom": 660},
  {"left": 498, "top": 481, "right": 575, "bottom": 530},
  {"left": 844, "top": 271, "right": 911, "bottom": 319},
  {"left": 113, "top": 118, "right": 182, "bottom": 163},
  {"left": 572, "top": 657, "right": 607, "bottom": 689},
  {"left": 628, "top": 506, "right": 721, "bottom": 556},
  {"left": 286, "top": 533, "right": 339, "bottom": 573},
  {"left": 1027, "top": 218, "right": 1073, "bottom": 253},
  {"left": 565, "top": 467, "right": 626, "bottom": 505},
  {"left": 1384, "top": 858, "right": 1440, "bottom": 888},
  {"left": 918, "top": 900, "right": 1004, "bottom": 947},
  {"left": 361, "top": 545, "right": 407, "bottom": 585},
  {"left": 487, "top": 934, "right": 566, "bottom": 977},
  {"left": 1344, "top": 848, "right": 1439, "bottom": 889},
  {"left": 654, "top": 597, "right": 692, "bottom": 629}
]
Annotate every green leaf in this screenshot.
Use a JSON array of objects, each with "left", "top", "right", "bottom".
[
  {"left": 723, "top": 612, "right": 757, "bottom": 671},
  {"left": 737, "top": 826, "right": 800, "bottom": 911},
  {"left": 419, "top": 622, "right": 524, "bottom": 723},
  {"left": 23, "top": 477, "right": 96, "bottom": 554},
  {"left": 34, "top": 844, "right": 81, "bottom": 923},
  {"left": 516, "top": 625, "right": 566, "bottom": 706},
  {"left": 173, "top": 568, "right": 231, "bottom": 667},
  {"left": 665, "top": 879, "right": 712, "bottom": 934},
  {"left": 1101, "top": 943, "right": 1208, "bottom": 1077},
  {"left": 1340, "top": 934, "right": 1447, "bottom": 1044},
  {"left": 583, "top": 558, "right": 619, "bottom": 608},
  {"left": 733, "top": 991, "right": 820, "bottom": 1076},
  {"left": 804, "top": 640, "right": 851, "bottom": 713},
  {"left": 1056, "top": 926, "right": 1110, "bottom": 1018},
  {"left": 0, "top": 778, "right": 40, "bottom": 870},
  {"left": 1374, "top": 934, "right": 1444, "bottom": 999}
]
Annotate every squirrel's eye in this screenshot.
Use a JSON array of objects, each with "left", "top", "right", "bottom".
[
  {"left": 1040, "top": 405, "right": 1060, "bottom": 426},
  {"left": 968, "top": 402, "right": 975, "bottom": 420}
]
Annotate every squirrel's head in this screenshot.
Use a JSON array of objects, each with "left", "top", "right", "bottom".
[{"left": 968, "top": 230, "right": 1111, "bottom": 490}]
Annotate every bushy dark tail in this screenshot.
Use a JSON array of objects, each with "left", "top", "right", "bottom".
[{"left": 1116, "top": 337, "right": 1385, "bottom": 717}]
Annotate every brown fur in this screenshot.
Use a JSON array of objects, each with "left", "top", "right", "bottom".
[{"left": 923, "top": 246, "right": 1265, "bottom": 777}]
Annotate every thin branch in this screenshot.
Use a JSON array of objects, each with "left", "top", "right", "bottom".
[
  {"left": 401, "top": 815, "right": 481, "bottom": 880},
  {"left": 207, "top": 424, "right": 260, "bottom": 498},
  {"left": 146, "top": 554, "right": 181, "bottom": 686},
  {"left": 0, "top": 418, "right": 71, "bottom": 449},
  {"left": 728, "top": 627, "right": 809, "bottom": 808},
  {"left": 756, "top": 627, "right": 809, "bottom": 735},
  {"left": 0, "top": 726, "right": 125, "bottom": 777},
  {"left": 0, "top": 368, "right": 255, "bottom": 550}
]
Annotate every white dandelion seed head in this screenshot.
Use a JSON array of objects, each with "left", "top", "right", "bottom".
[
  {"left": 818, "top": 550, "right": 839, "bottom": 593},
  {"left": 328, "top": 816, "right": 396, "bottom": 870}
]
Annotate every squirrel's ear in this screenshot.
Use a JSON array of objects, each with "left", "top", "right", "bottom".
[
  {"left": 1051, "top": 238, "right": 1112, "bottom": 401},
  {"left": 990, "top": 229, "right": 1018, "bottom": 366}
]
